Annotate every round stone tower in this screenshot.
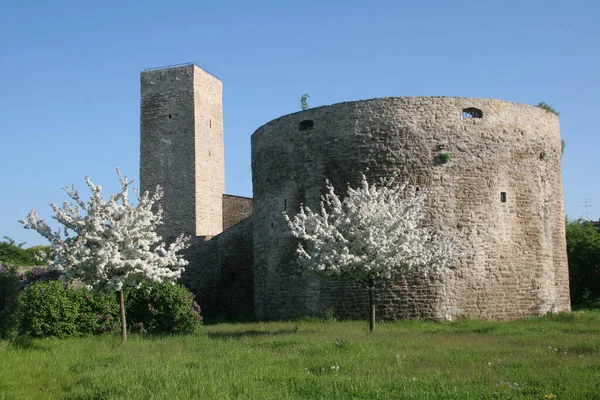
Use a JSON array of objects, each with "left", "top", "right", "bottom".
[{"left": 251, "top": 97, "right": 570, "bottom": 321}]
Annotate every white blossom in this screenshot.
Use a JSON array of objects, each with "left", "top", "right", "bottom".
[
  {"left": 20, "top": 168, "right": 189, "bottom": 291},
  {"left": 284, "top": 174, "right": 457, "bottom": 289}
]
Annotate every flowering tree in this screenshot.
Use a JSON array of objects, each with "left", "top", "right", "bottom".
[
  {"left": 20, "top": 169, "right": 189, "bottom": 342},
  {"left": 284, "top": 175, "right": 457, "bottom": 332}
]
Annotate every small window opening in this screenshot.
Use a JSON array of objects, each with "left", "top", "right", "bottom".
[
  {"left": 415, "top": 187, "right": 420, "bottom": 192},
  {"left": 500, "top": 192, "right": 507, "bottom": 203},
  {"left": 284, "top": 199, "right": 287, "bottom": 210},
  {"left": 168, "top": 114, "right": 172, "bottom": 119},
  {"left": 209, "top": 151, "right": 211, "bottom": 157},
  {"left": 299, "top": 120, "right": 314, "bottom": 131},
  {"left": 271, "top": 222, "right": 274, "bottom": 228},
  {"left": 209, "top": 119, "right": 212, "bottom": 128},
  {"left": 462, "top": 108, "right": 483, "bottom": 119}
]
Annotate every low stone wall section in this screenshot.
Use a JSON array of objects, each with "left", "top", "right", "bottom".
[{"left": 181, "top": 217, "right": 254, "bottom": 316}]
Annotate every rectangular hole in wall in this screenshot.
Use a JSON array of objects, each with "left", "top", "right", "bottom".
[
  {"left": 284, "top": 199, "right": 287, "bottom": 210},
  {"left": 500, "top": 192, "right": 507, "bottom": 203}
]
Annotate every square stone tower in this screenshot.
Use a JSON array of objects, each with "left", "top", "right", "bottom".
[{"left": 140, "top": 64, "right": 224, "bottom": 239}]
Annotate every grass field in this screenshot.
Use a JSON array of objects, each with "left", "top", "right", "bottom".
[{"left": 1, "top": 310, "right": 599, "bottom": 399}]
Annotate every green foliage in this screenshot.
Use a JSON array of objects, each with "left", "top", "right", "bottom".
[
  {"left": 1, "top": 311, "right": 600, "bottom": 399},
  {"left": 0, "top": 271, "right": 202, "bottom": 338},
  {"left": 13, "top": 281, "right": 120, "bottom": 338},
  {"left": 536, "top": 101, "right": 560, "bottom": 116},
  {"left": 0, "top": 264, "right": 21, "bottom": 338},
  {"left": 300, "top": 93, "right": 310, "bottom": 111},
  {"left": 0, "top": 237, "right": 51, "bottom": 266},
  {"left": 125, "top": 281, "right": 203, "bottom": 334},
  {"left": 566, "top": 219, "right": 600, "bottom": 306},
  {"left": 436, "top": 153, "right": 451, "bottom": 164},
  {"left": 561, "top": 139, "right": 566, "bottom": 155}
]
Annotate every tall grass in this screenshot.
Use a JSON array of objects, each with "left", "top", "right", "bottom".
[{"left": 1, "top": 310, "right": 599, "bottom": 399}]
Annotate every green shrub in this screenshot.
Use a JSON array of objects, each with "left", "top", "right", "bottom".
[
  {"left": 566, "top": 219, "right": 600, "bottom": 306},
  {"left": 1, "top": 265, "right": 62, "bottom": 338},
  {"left": 76, "top": 288, "right": 121, "bottom": 335},
  {"left": 2, "top": 277, "right": 202, "bottom": 338},
  {"left": 16, "top": 281, "right": 83, "bottom": 338},
  {"left": 14, "top": 281, "right": 120, "bottom": 338},
  {"left": 0, "top": 264, "right": 21, "bottom": 338},
  {"left": 436, "top": 153, "right": 451, "bottom": 164},
  {"left": 536, "top": 101, "right": 560, "bottom": 116},
  {"left": 125, "top": 281, "right": 203, "bottom": 334}
]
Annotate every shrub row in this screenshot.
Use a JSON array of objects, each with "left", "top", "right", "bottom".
[{"left": 0, "top": 264, "right": 203, "bottom": 338}]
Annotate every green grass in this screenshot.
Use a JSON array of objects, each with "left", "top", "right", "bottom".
[{"left": 1, "top": 311, "right": 600, "bottom": 399}]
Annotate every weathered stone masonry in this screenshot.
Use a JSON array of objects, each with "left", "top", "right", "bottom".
[{"left": 140, "top": 64, "right": 570, "bottom": 320}]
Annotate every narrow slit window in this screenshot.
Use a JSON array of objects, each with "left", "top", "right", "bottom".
[
  {"left": 462, "top": 108, "right": 483, "bottom": 119},
  {"left": 299, "top": 120, "right": 314, "bottom": 131},
  {"left": 284, "top": 199, "right": 287, "bottom": 210},
  {"left": 168, "top": 114, "right": 172, "bottom": 119},
  {"left": 500, "top": 192, "right": 507, "bottom": 203}
]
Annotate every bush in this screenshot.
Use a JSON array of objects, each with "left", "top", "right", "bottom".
[
  {"left": 566, "top": 219, "right": 600, "bottom": 306},
  {"left": 14, "top": 281, "right": 120, "bottom": 338},
  {"left": 536, "top": 101, "right": 560, "bottom": 116},
  {"left": 436, "top": 153, "right": 451, "bottom": 164},
  {"left": 0, "top": 264, "right": 21, "bottom": 338},
  {"left": 125, "top": 281, "right": 203, "bottom": 334},
  {"left": 1, "top": 275, "right": 202, "bottom": 338}
]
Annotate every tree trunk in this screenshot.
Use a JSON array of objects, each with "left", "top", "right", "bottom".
[
  {"left": 368, "top": 286, "right": 375, "bottom": 333},
  {"left": 119, "top": 290, "right": 127, "bottom": 343}
]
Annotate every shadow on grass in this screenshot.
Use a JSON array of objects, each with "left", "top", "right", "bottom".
[
  {"left": 202, "top": 312, "right": 258, "bottom": 326},
  {"left": 207, "top": 328, "right": 298, "bottom": 340},
  {"left": 9, "top": 335, "right": 47, "bottom": 351}
]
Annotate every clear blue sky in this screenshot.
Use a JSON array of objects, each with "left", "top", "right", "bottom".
[{"left": 1, "top": 0, "right": 598, "bottom": 246}]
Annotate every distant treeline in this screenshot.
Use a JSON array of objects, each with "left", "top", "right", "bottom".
[{"left": 0, "top": 237, "right": 50, "bottom": 266}]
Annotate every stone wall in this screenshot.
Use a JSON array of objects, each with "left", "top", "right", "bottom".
[
  {"left": 251, "top": 97, "right": 570, "bottom": 321},
  {"left": 181, "top": 217, "right": 254, "bottom": 316},
  {"left": 222, "top": 194, "right": 253, "bottom": 230}
]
